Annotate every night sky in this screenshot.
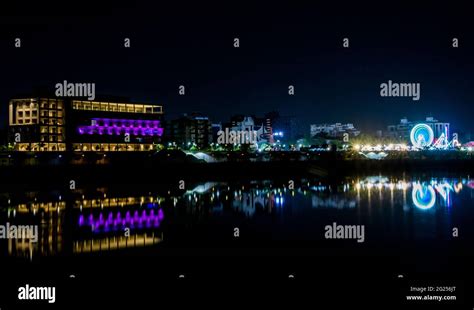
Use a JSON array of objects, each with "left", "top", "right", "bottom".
[{"left": 0, "top": 2, "right": 473, "bottom": 136}]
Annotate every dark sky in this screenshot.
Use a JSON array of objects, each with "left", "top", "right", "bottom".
[{"left": 0, "top": 2, "right": 473, "bottom": 135}]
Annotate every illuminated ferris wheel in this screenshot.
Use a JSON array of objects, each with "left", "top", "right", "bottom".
[
  {"left": 410, "top": 124, "right": 434, "bottom": 148},
  {"left": 410, "top": 123, "right": 458, "bottom": 150}
]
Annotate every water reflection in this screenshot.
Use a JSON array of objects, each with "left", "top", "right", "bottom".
[
  {"left": 410, "top": 181, "right": 460, "bottom": 210},
  {"left": 78, "top": 209, "right": 164, "bottom": 232},
  {"left": 354, "top": 177, "right": 462, "bottom": 211},
  {"left": 412, "top": 184, "right": 437, "bottom": 210},
  {"left": 0, "top": 176, "right": 473, "bottom": 259}
]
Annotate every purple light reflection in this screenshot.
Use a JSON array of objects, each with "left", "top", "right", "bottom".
[{"left": 79, "top": 209, "right": 164, "bottom": 231}]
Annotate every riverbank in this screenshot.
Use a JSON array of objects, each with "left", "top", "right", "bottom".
[{"left": 1, "top": 157, "right": 474, "bottom": 189}]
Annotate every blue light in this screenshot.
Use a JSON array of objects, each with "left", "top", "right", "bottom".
[
  {"left": 410, "top": 124, "right": 434, "bottom": 148},
  {"left": 412, "top": 184, "right": 436, "bottom": 210}
]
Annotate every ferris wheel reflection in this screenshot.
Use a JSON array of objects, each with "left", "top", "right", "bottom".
[{"left": 411, "top": 182, "right": 455, "bottom": 210}]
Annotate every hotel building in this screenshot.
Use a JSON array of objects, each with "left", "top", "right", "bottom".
[{"left": 8, "top": 97, "right": 164, "bottom": 152}]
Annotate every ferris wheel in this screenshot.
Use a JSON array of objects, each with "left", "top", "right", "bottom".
[
  {"left": 410, "top": 124, "right": 434, "bottom": 148},
  {"left": 410, "top": 123, "right": 458, "bottom": 150}
]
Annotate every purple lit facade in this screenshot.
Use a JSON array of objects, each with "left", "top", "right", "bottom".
[
  {"left": 78, "top": 209, "right": 164, "bottom": 232},
  {"left": 77, "top": 118, "right": 164, "bottom": 136}
]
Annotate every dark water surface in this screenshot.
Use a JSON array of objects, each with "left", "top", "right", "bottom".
[
  {"left": 1, "top": 174, "right": 473, "bottom": 307},
  {"left": 2, "top": 174, "right": 473, "bottom": 254}
]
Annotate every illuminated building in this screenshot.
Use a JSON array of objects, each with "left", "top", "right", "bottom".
[
  {"left": 166, "top": 113, "right": 212, "bottom": 148},
  {"left": 310, "top": 123, "right": 360, "bottom": 139},
  {"left": 9, "top": 98, "right": 66, "bottom": 151},
  {"left": 224, "top": 115, "right": 271, "bottom": 144},
  {"left": 8, "top": 97, "right": 164, "bottom": 152}
]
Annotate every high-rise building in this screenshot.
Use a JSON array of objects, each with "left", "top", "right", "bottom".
[
  {"left": 9, "top": 98, "right": 66, "bottom": 151},
  {"left": 166, "top": 113, "right": 212, "bottom": 149},
  {"left": 8, "top": 97, "right": 164, "bottom": 152},
  {"left": 211, "top": 123, "right": 223, "bottom": 142}
]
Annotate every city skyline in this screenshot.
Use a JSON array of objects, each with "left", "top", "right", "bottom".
[
  {"left": 0, "top": 3, "right": 473, "bottom": 134},
  {"left": 2, "top": 93, "right": 465, "bottom": 149}
]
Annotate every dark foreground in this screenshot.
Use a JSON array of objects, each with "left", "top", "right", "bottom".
[
  {"left": 1, "top": 157, "right": 474, "bottom": 187},
  {"left": 1, "top": 159, "right": 474, "bottom": 309}
]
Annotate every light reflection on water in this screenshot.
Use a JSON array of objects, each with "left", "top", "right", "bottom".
[{"left": 0, "top": 175, "right": 473, "bottom": 259}]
